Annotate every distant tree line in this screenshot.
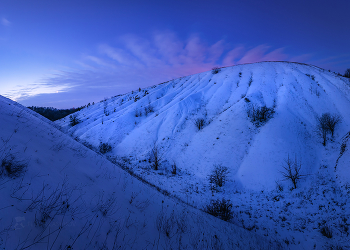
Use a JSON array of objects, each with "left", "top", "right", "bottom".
[{"left": 28, "top": 106, "right": 85, "bottom": 121}]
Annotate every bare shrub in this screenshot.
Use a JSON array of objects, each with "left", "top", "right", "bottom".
[
  {"left": 280, "top": 155, "right": 305, "bottom": 190},
  {"left": 208, "top": 164, "right": 229, "bottom": 190},
  {"left": 99, "top": 142, "right": 112, "bottom": 154},
  {"left": 103, "top": 101, "right": 110, "bottom": 116},
  {"left": 156, "top": 210, "right": 187, "bottom": 238},
  {"left": 150, "top": 143, "right": 163, "bottom": 170},
  {"left": 0, "top": 154, "right": 27, "bottom": 178},
  {"left": 317, "top": 113, "right": 341, "bottom": 146},
  {"left": 327, "top": 114, "right": 341, "bottom": 137},
  {"left": 156, "top": 211, "right": 175, "bottom": 238},
  {"left": 144, "top": 105, "right": 154, "bottom": 116},
  {"left": 247, "top": 105, "right": 274, "bottom": 126},
  {"left": 211, "top": 67, "right": 221, "bottom": 74},
  {"left": 320, "top": 225, "right": 333, "bottom": 238},
  {"left": 205, "top": 198, "right": 233, "bottom": 221},
  {"left": 171, "top": 161, "right": 177, "bottom": 175},
  {"left": 306, "top": 74, "right": 316, "bottom": 81},
  {"left": 248, "top": 76, "right": 253, "bottom": 86},
  {"left": 135, "top": 109, "right": 142, "bottom": 117},
  {"left": 134, "top": 95, "right": 140, "bottom": 102},
  {"left": 69, "top": 114, "right": 81, "bottom": 127},
  {"left": 26, "top": 181, "right": 72, "bottom": 227},
  {"left": 275, "top": 181, "right": 283, "bottom": 192},
  {"left": 97, "top": 195, "right": 118, "bottom": 217},
  {"left": 194, "top": 118, "right": 205, "bottom": 131}
]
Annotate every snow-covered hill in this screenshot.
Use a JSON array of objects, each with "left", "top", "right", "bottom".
[
  {"left": 0, "top": 95, "right": 277, "bottom": 249},
  {"left": 57, "top": 62, "right": 350, "bottom": 189},
  {"left": 56, "top": 61, "right": 350, "bottom": 249}
]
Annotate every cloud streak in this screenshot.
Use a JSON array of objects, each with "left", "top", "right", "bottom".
[
  {"left": 1, "top": 17, "right": 11, "bottom": 27},
  {"left": 12, "top": 31, "right": 313, "bottom": 108}
]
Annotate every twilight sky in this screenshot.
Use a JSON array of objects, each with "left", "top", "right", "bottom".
[{"left": 1, "top": 0, "right": 349, "bottom": 108}]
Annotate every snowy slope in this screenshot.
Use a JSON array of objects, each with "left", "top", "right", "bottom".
[
  {"left": 57, "top": 61, "right": 350, "bottom": 190},
  {"left": 0, "top": 95, "right": 277, "bottom": 249},
  {"left": 55, "top": 61, "right": 350, "bottom": 249}
]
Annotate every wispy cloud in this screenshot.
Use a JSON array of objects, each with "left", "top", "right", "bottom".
[
  {"left": 13, "top": 31, "right": 313, "bottom": 107},
  {"left": 6, "top": 82, "right": 73, "bottom": 103},
  {"left": 1, "top": 17, "right": 11, "bottom": 27}
]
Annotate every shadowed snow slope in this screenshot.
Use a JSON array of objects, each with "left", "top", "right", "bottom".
[
  {"left": 56, "top": 62, "right": 350, "bottom": 191},
  {"left": 0, "top": 96, "right": 277, "bottom": 249}
]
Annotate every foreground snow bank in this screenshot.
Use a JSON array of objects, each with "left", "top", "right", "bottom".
[{"left": 0, "top": 95, "right": 277, "bottom": 249}]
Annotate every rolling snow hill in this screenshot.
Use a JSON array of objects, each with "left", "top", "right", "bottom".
[
  {"left": 55, "top": 61, "right": 350, "bottom": 249},
  {"left": 0, "top": 95, "right": 277, "bottom": 249},
  {"left": 57, "top": 61, "right": 350, "bottom": 190}
]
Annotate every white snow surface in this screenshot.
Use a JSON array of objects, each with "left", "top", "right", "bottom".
[
  {"left": 0, "top": 95, "right": 277, "bottom": 249},
  {"left": 55, "top": 61, "right": 350, "bottom": 249},
  {"left": 57, "top": 62, "right": 350, "bottom": 188}
]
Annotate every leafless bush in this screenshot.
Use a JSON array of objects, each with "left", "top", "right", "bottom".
[
  {"left": 306, "top": 74, "right": 316, "bottom": 81},
  {"left": 156, "top": 210, "right": 187, "bottom": 238},
  {"left": 275, "top": 181, "right": 283, "bottom": 192},
  {"left": 0, "top": 154, "right": 27, "bottom": 178},
  {"left": 94, "top": 193, "right": 119, "bottom": 217},
  {"left": 26, "top": 181, "right": 72, "bottom": 227},
  {"left": 320, "top": 225, "right": 333, "bottom": 238},
  {"left": 99, "top": 142, "right": 112, "bottom": 154},
  {"left": 144, "top": 105, "right": 154, "bottom": 116},
  {"left": 69, "top": 114, "right": 81, "bottom": 127},
  {"left": 194, "top": 118, "right": 205, "bottom": 131},
  {"left": 135, "top": 108, "right": 142, "bottom": 117},
  {"left": 205, "top": 198, "right": 233, "bottom": 221},
  {"left": 156, "top": 211, "right": 175, "bottom": 238},
  {"left": 208, "top": 164, "right": 229, "bottom": 190},
  {"left": 103, "top": 101, "right": 110, "bottom": 116},
  {"left": 280, "top": 155, "right": 305, "bottom": 190},
  {"left": 150, "top": 143, "right": 163, "bottom": 170},
  {"left": 211, "top": 67, "right": 221, "bottom": 74},
  {"left": 247, "top": 105, "right": 274, "bottom": 126},
  {"left": 134, "top": 95, "right": 140, "bottom": 102},
  {"left": 248, "top": 76, "right": 253, "bottom": 86},
  {"left": 317, "top": 113, "right": 341, "bottom": 146},
  {"left": 171, "top": 161, "right": 177, "bottom": 175}
]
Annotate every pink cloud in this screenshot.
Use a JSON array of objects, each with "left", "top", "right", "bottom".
[
  {"left": 237, "top": 45, "right": 270, "bottom": 64},
  {"left": 153, "top": 31, "right": 184, "bottom": 65},
  {"left": 222, "top": 46, "right": 245, "bottom": 66},
  {"left": 207, "top": 40, "right": 225, "bottom": 63},
  {"left": 121, "top": 35, "right": 162, "bottom": 67},
  {"left": 181, "top": 35, "right": 207, "bottom": 65},
  {"left": 79, "top": 33, "right": 315, "bottom": 85},
  {"left": 59, "top": 32, "right": 315, "bottom": 99},
  {"left": 262, "top": 48, "right": 288, "bottom": 61}
]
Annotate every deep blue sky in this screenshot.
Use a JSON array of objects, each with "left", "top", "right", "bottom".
[{"left": 1, "top": 0, "right": 349, "bottom": 108}]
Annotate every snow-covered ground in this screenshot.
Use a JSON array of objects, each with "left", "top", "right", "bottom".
[
  {"left": 0, "top": 95, "right": 278, "bottom": 249},
  {"left": 55, "top": 61, "right": 350, "bottom": 249}
]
